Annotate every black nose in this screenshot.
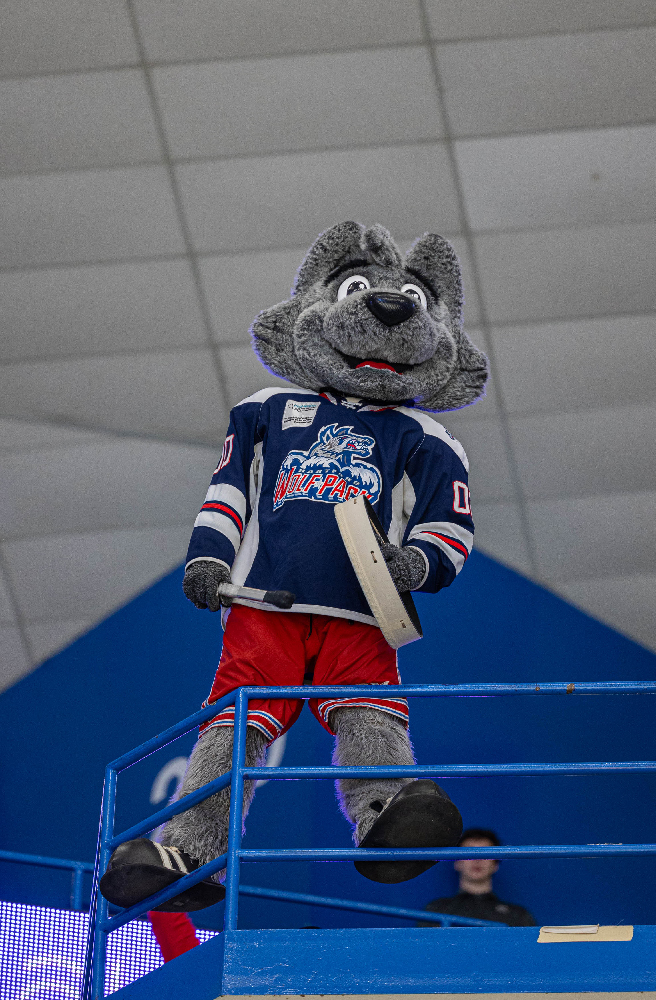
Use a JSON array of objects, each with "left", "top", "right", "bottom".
[{"left": 365, "top": 292, "right": 416, "bottom": 327}]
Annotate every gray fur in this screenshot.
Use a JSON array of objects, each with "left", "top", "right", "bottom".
[
  {"left": 331, "top": 706, "right": 416, "bottom": 844},
  {"left": 251, "top": 221, "right": 488, "bottom": 413},
  {"left": 379, "top": 543, "right": 426, "bottom": 592},
  {"left": 161, "top": 725, "right": 267, "bottom": 881},
  {"left": 182, "top": 560, "right": 231, "bottom": 611}
]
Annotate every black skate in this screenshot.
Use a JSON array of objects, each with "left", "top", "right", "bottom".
[
  {"left": 355, "top": 779, "right": 463, "bottom": 884},
  {"left": 99, "top": 838, "right": 225, "bottom": 912}
]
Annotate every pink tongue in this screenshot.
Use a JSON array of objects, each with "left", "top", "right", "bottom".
[{"left": 355, "top": 360, "right": 395, "bottom": 372}]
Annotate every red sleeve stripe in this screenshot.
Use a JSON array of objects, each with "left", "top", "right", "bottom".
[
  {"left": 423, "top": 531, "right": 469, "bottom": 559},
  {"left": 200, "top": 502, "right": 243, "bottom": 535}
]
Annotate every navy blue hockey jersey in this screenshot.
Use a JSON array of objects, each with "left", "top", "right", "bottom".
[{"left": 186, "top": 388, "right": 474, "bottom": 625}]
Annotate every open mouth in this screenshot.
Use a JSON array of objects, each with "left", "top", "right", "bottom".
[{"left": 340, "top": 352, "right": 413, "bottom": 374}]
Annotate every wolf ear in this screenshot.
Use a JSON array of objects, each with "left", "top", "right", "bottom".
[
  {"left": 293, "top": 221, "right": 365, "bottom": 294},
  {"left": 406, "top": 233, "right": 489, "bottom": 412}
]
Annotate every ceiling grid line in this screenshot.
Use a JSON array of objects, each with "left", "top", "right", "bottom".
[
  {"left": 123, "top": 0, "right": 231, "bottom": 429},
  {"left": 0, "top": 548, "right": 35, "bottom": 671},
  {"left": 416, "top": 0, "right": 542, "bottom": 582}
]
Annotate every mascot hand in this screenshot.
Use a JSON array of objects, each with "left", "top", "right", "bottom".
[
  {"left": 183, "top": 560, "right": 231, "bottom": 612},
  {"left": 379, "top": 544, "right": 426, "bottom": 593}
]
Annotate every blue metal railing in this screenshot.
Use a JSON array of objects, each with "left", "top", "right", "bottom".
[
  {"left": 0, "top": 849, "right": 93, "bottom": 911},
  {"left": 83, "top": 681, "right": 656, "bottom": 999}
]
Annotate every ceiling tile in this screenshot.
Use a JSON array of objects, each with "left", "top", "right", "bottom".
[
  {"left": 509, "top": 404, "right": 656, "bottom": 500},
  {"left": 0, "top": 260, "right": 206, "bottom": 362},
  {"left": 0, "top": 440, "right": 217, "bottom": 540},
  {"left": 443, "top": 236, "right": 482, "bottom": 327},
  {"left": 555, "top": 574, "right": 656, "bottom": 653},
  {"left": 467, "top": 500, "right": 533, "bottom": 576},
  {"left": 26, "top": 619, "right": 92, "bottom": 665},
  {"left": 425, "top": 0, "right": 656, "bottom": 40},
  {"left": 456, "top": 126, "right": 656, "bottom": 232},
  {"left": 134, "top": 0, "right": 422, "bottom": 62},
  {"left": 219, "top": 345, "right": 291, "bottom": 409},
  {"left": 199, "top": 247, "right": 306, "bottom": 344},
  {"left": 439, "top": 417, "right": 515, "bottom": 502},
  {"left": 475, "top": 222, "right": 656, "bottom": 324},
  {"left": 0, "top": 350, "right": 228, "bottom": 445},
  {"left": 2, "top": 526, "right": 190, "bottom": 622},
  {"left": 0, "top": 166, "right": 185, "bottom": 269},
  {"left": 437, "top": 28, "right": 656, "bottom": 137},
  {"left": 0, "top": 626, "right": 33, "bottom": 694},
  {"left": 527, "top": 491, "right": 656, "bottom": 580},
  {"left": 1, "top": 0, "right": 137, "bottom": 77},
  {"left": 0, "top": 418, "right": 104, "bottom": 450},
  {"left": 0, "top": 70, "right": 160, "bottom": 175},
  {"left": 154, "top": 47, "right": 443, "bottom": 161},
  {"left": 492, "top": 314, "right": 656, "bottom": 415},
  {"left": 176, "top": 145, "right": 462, "bottom": 254}
]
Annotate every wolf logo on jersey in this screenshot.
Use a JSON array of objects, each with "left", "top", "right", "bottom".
[{"left": 273, "top": 423, "right": 382, "bottom": 510}]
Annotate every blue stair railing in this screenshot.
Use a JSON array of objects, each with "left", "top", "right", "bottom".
[
  {"left": 0, "top": 849, "right": 93, "bottom": 911},
  {"left": 82, "top": 681, "right": 656, "bottom": 999}
]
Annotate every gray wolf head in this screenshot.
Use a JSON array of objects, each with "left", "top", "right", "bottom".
[{"left": 251, "top": 221, "right": 488, "bottom": 411}]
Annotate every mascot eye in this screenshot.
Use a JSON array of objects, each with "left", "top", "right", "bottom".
[
  {"left": 401, "top": 283, "right": 427, "bottom": 309},
  {"left": 337, "top": 274, "right": 371, "bottom": 300}
]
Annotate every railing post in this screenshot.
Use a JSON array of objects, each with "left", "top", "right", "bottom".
[
  {"left": 224, "top": 687, "right": 248, "bottom": 932},
  {"left": 71, "top": 865, "right": 84, "bottom": 911},
  {"left": 84, "top": 766, "right": 117, "bottom": 1000}
]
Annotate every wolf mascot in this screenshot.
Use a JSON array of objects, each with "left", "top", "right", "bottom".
[{"left": 100, "top": 222, "right": 488, "bottom": 912}]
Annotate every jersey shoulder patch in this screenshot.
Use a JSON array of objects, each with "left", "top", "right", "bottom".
[{"left": 396, "top": 407, "right": 469, "bottom": 472}]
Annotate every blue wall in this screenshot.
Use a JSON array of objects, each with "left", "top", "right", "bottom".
[{"left": 1, "top": 552, "right": 654, "bottom": 930}]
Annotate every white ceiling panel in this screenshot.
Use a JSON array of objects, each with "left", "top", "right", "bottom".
[
  {"left": 0, "top": 167, "right": 185, "bottom": 269},
  {"left": 199, "top": 247, "right": 305, "bottom": 344},
  {"left": 177, "top": 145, "right": 462, "bottom": 254},
  {"left": 442, "top": 236, "right": 482, "bottom": 327},
  {"left": 509, "top": 403, "right": 656, "bottom": 500},
  {"left": 425, "top": 0, "right": 656, "bottom": 40},
  {"left": 1, "top": 260, "right": 206, "bottom": 362},
  {"left": 0, "top": 351, "right": 228, "bottom": 445},
  {"left": 475, "top": 222, "right": 656, "bottom": 324},
  {"left": 134, "top": 0, "right": 423, "bottom": 63},
  {"left": 0, "top": 417, "right": 104, "bottom": 450},
  {"left": 527, "top": 491, "right": 656, "bottom": 580},
  {"left": 2, "top": 526, "right": 190, "bottom": 622},
  {"left": 0, "top": 626, "right": 32, "bottom": 694},
  {"left": 456, "top": 125, "right": 656, "bottom": 233},
  {"left": 492, "top": 314, "right": 656, "bottom": 415},
  {"left": 0, "top": 0, "right": 137, "bottom": 77},
  {"left": 555, "top": 574, "right": 656, "bottom": 653},
  {"left": 25, "top": 619, "right": 92, "bottom": 666},
  {"left": 440, "top": 418, "right": 514, "bottom": 503},
  {"left": 467, "top": 501, "right": 533, "bottom": 576},
  {"left": 0, "top": 70, "right": 160, "bottom": 175},
  {"left": 155, "top": 47, "right": 443, "bottom": 161},
  {"left": 437, "top": 28, "right": 656, "bottom": 137},
  {"left": 220, "top": 346, "right": 291, "bottom": 409},
  {"left": 0, "top": 440, "right": 217, "bottom": 540}
]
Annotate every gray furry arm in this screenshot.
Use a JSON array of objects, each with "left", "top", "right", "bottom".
[
  {"left": 379, "top": 543, "right": 427, "bottom": 592},
  {"left": 183, "top": 560, "right": 231, "bottom": 612}
]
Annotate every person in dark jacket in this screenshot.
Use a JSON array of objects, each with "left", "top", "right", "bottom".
[{"left": 421, "top": 828, "right": 536, "bottom": 927}]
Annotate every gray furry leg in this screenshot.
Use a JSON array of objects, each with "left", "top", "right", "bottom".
[
  {"left": 160, "top": 725, "right": 267, "bottom": 880},
  {"left": 331, "top": 706, "right": 415, "bottom": 845}
]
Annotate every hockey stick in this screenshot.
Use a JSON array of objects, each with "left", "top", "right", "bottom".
[{"left": 217, "top": 582, "right": 296, "bottom": 609}]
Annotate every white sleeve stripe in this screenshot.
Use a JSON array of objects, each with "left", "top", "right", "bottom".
[
  {"left": 411, "top": 520, "right": 474, "bottom": 553},
  {"left": 395, "top": 408, "right": 469, "bottom": 472},
  {"left": 204, "top": 482, "right": 247, "bottom": 520},
  {"left": 412, "top": 532, "right": 466, "bottom": 574},
  {"left": 193, "top": 511, "right": 241, "bottom": 553}
]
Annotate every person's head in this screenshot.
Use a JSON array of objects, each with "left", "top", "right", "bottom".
[{"left": 454, "top": 828, "right": 501, "bottom": 892}]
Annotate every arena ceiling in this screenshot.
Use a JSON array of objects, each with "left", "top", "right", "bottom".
[{"left": 1, "top": 0, "right": 655, "bottom": 690}]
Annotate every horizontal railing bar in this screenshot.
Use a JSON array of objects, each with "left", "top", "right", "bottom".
[
  {"left": 244, "top": 761, "right": 656, "bottom": 779},
  {"left": 237, "top": 883, "right": 503, "bottom": 927},
  {"left": 108, "top": 692, "right": 237, "bottom": 771},
  {"left": 0, "top": 849, "right": 94, "bottom": 872},
  {"left": 239, "top": 844, "right": 656, "bottom": 861},
  {"left": 101, "top": 852, "right": 228, "bottom": 932},
  {"left": 108, "top": 772, "right": 232, "bottom": 849},
  {"left": 237, "top": 682, "right": 656, "bottom": 698}
]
